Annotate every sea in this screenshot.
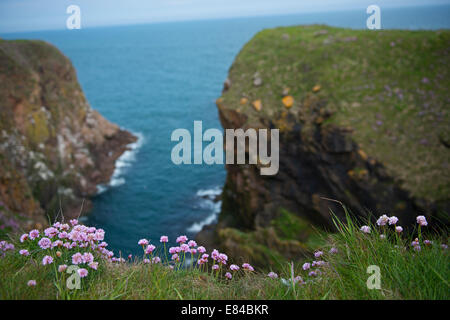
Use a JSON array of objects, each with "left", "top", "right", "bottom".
[{"left": 2, "top": 5, "right": 450, "bottom": 255}]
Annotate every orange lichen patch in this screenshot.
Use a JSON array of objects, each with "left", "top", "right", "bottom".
[
  {"left": 282, "top": 87, "right": 290, "bottom": 96},
  {"left": 348, "top": 168, "right": 369, "bottom": 180},
  {"left": 358, "top": 149, "right": 368, "bottom": 161},
  {"left": 252, "top": 100, "right": 262, "bottom": 111},
  {"left": 312, "top": 85, "right": 321, "bottom": 92},
  {"left": 282, "top": 95, "right": 294, "bottom": 108},
  {"left": 216, "top": 97, "right": 224, "bottom": 107},
  {"left": 240, "top": 97, "right": 248, "bottom": 105}
]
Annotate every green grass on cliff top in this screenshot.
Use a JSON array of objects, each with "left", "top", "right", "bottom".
[{"left": 220, "top": 25, "right": 450, "bottom": 202}]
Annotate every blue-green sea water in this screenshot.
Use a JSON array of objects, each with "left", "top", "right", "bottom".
[{"left": 2, "top": 5, "right": 450, "bottom": 255}]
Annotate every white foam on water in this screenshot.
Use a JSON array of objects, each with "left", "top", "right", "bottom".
[
  {"left": 187, "top": 186, "right": 222, "bottom": 233},
  {"left": 196, "top": 186, "right": 222, "bottom": 199},
  {"left": 95, "top": 131, "right": 144, "bottom": 194}
]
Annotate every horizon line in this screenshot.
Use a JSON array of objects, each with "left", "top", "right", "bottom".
[{"left": 1, "top": 3, "right": 446, "bottom": 35}]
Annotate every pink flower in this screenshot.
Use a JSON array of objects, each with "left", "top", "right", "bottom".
[
  {"left": 145, "top": 244, "right": 156, "bottom": 254},
  {"left": 190, "top": 248, "right": 197, "bottom": 255},
  {"left": 188, "top": 240, "right": 197, "bottom": 248},
  {"left": 59, "top": 224, "right": 70, "bottom": 231},
  {"left": 27, "top": 280, "right": 36, "bottom": 287},
  {"left": 329, "top": 247, "right": 338, "bottom": 254},
  {"left": 218, "top": 253, "right": 228, "bottom": 265},
  {"left": 58, "top": 231, "right": 68, "bottom": 239},
  {"left": 169, "top": 247, "right": 180, "bottom": 254},
  {"left": 424, "top": 240, "right": 432, "bottom": 246},
  {"left": 180, "top": 244, "right": 190, "bottom": 252},
  {"left": 58, "top": 265, "right": 68, "bottom": 272},
  {"left": 42, "top": 255, "right": 53, "bottom": 265},
  {"left": 230, "top": 264, "right": 239, "bottom": 271},
  {"left": 197, "top": 246, "right": 206, "bottom": 253},
  {"left": 414, "top": 245, "right": 421, "bottom": 252},
  {"left": 38, "top": 237, "right": 52, "bottom": 249},
  {"left": 44, "top": 227, "right": 59, "bottom": 238},
  {"left": 52, "top": 240, "right": 63, "bottom": 247},
  {"left": 72, "top": 252, "right": 83, "bottom": 265},
  {"left": 82, "top": 252, "right": 94, "bottom": 263},
  {"left": 302, "top": 262, "right": 311, "bottom": 271},
  {"left": 171, "top": 254, "right": 179, "bottom": 261},
  {"left": 70, "top": 219, "right": 78, "bottom": 226},
  {"left": 395, "top": 226, "right": 403, "bottom": 233},
  {"left": 94, "top": 230, "right": 104, "bottom": 241},
  {"left": 441, "top": 244, "right": 448, "bottom": 250},
  {"left": 29, "top": 229, "right": 40, "bottom": 240},
  {"left": 89, "top": 262, "right": 99, "bottom": 270},
  {"left": 77, "top": 268, "right": 88, "bottom": 278},
  {"left": 176, "top": 235, "right": 188, "bottom": 244},
  {"left": 267, "top": 272, "right": 278, "bottom": 279},
  {"left": 388, "top": 216, "right": 399, "bottom": 225},
  {"left": 294, "top": 276, "right": 304, "bottom": 284},
  {"left": 242, "top": 263, "right": 254, "bottom": 271},
  {"left": 314, "top": 260, "right": 326, "bottom": 267},
  {"left": 308, "top": 271, "right": 317, "bottom": 277},
  {"left": 143, "top": 259, "right": 150, "bottom": 264},
  {"left": 152, "top": 257, "right": 161, "bottom": 264},
  {"left": 211, "top": 249, "right": 219, "bottom": 260},
  {"left": 314, "top": 251, "right": 323, "bottom": 258},
  {"left": 376, "top": 215, "right": 389, "bottom": 226},
  {"left": 416, "top": 216, "right": 428, "bottom": 226},
  {"left": 138, "top": 239, "right": 149, "bottom": 246},
  {"left": 20, "top": 234, "right": 29, "bottom": 243},
  {"left": 160, "top": 236, "right": 168, "bottom": 243},
  {"left": 212, "top": 264, "right": 219, "bottom": 270},
  {"left": 360, "top": 226, "right": 371, "bottom": 234},
  {"left": 197, "top": 259, "right": 206, "bottom": 265},
  {"left": 19, "top": 249, "right": 29, "bottom": 256},
  {"left": 225, "top": 272, "right": 232, "bottom": 280}
]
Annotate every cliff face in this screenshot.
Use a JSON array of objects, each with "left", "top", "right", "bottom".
[
  {"left": 198, "top": 26, "right": 450, "bottom": 267},
  {"left": 0, "top": 39, "right": 136, "bottom": 231}
]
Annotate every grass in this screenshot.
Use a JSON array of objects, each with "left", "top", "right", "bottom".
[{"left": 0, "top": 207, "right": 448, "bottom": 300}]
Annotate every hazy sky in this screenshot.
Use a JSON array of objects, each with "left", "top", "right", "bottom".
[{"left": 1, "top": 0, "right": 448, "bottom": 33}]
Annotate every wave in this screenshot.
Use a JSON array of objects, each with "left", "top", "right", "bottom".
[
  {"left": 187, "top": 187, "right": 222, "bottom": 233},
  {"left": 96, "top": 131, "right": 144, "bottom": 194},
  {"left": 195, "top": 186, "right": 222, "bottom": 199}
]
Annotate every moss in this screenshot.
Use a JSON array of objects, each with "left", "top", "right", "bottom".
[
  {"left": 25, "top": 111, "right": 50, "bottom": 144},
  {"left": 271, "top": 208, "right": 312, "bottom": 241}
]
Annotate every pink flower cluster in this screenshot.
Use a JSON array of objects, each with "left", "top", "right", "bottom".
[
  {"left": 136, "top": 234, "right": 258, "bottom": 281},
  {"left": 15, "top": 220, "right": 119, "bottom": 285},
  {"left": 0, "top": 240, "right": 15, "bottom": 257}
]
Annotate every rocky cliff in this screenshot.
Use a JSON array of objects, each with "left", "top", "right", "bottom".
[
  {"left": 0, "top": 39, "right": 136, "bottom": 232},
  {"left": 197, "top": 25, "right": 450, "bottom": 267}
]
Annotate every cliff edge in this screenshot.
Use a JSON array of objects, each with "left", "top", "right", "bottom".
[{"left": 0, "top": 39, "right": 136, "bottom": 231}]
